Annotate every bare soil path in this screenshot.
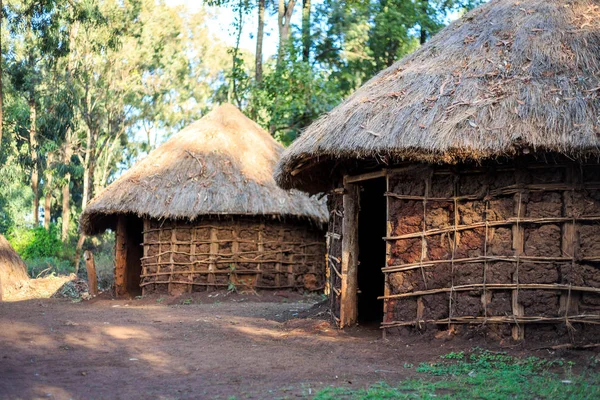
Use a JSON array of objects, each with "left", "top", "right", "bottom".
[{"left": 0, "top": 293, "right": 595, "bottom": 400}]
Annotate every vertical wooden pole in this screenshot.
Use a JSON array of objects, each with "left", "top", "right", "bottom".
[
  {"left": 560, "top": 165, "right": 578, "bottom": 317},
  {"left": 257, "top": 223, "right": 265, "bottom": 286},
  {"left": 512, "top": 190, "right": 525, "bottom": 340},
  {"left": 168, "top": 228, "right": 176, "bottom": 295},
  {"left": 189, "top": 226, "right": 196, "bottom": 293},
  {"left": 383, "top": 172, "right": 391, "bottom": 338},
  {"left": 208, "top": 227, "right": 218, "bottom": 289},
  {"left": 287, "top": 230, "right": 295, "bottom": 288},
  {"left": 114, "top": 216, "right": 128, "bottom": 297},
  {"left": 340, "top": 177, "right": 359, "bottom": 327},
  {"left": 141, "top": 220, "right": 149, "bottom": 296},
  {"left": 231, "top": 229, "right": 240, "bottom": 287},
  {"left": 84, "top": 250, "right": 98, "bottom": 296},
  {"left": 276, "top": 227, "right": 284, "bottom": 288}
]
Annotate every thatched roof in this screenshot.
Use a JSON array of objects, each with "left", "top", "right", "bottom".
[
  {"left": 81, "top": 104, "right": 327, "bottom": 235},
  {"left": 275, "top": 0, "right": 600, "bottom": 192},
  {"left": 0, "top": 234, "right": 29, "bottom": 301}
]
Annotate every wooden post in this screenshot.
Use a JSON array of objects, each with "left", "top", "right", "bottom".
[
  {"left": 188, "top": 226, "right": 196, "bottom": 293},
  {"left": 511, "top": 191, "right": 525, "bottom": 340},
  {"left": 114, "top": 216, "right": 128, "bottom": 297},
  {"left": 167, "top": 228, "right": 176, "bottom": 295},
  {"left": 383, "top": 173, "right": 391, "bottom": 338},
  {"left": 84, "top": 250, "right": 98, "bottom": 296},
  {"left": 275, "top": 228, "right": 285, "bottom": 288},
  {"left": 208, "top": 227, "right": 218, "bottom": 289},
  {"left": 257, "top": 223, "right": 265, "bottom": 286},
  {"left": 340, "top": 177, "right": 359, "bottom": 327},
  {"left": 142, "top": 220, "right": 149, "bottom": 296}
]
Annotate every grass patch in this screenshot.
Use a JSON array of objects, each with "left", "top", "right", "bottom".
[{"left": 314, "top": 348, "right": 600, "bottom": 399}]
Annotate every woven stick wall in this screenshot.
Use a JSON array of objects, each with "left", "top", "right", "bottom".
[
  {"left": 382, "top": 162, "right": 600, "bottom": 340},
  {"left": 140, "top": 217, "right": 325, "bottom": 295},
  {"left": 325, "top": 191, "right": 344, "bottom": 324}
]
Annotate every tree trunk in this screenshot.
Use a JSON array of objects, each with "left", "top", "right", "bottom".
[
  {"left": 0, "top": 0, "right": 3, "bottom": 154},
  {"left": 97, "top": 128, "right": 121, "bottom": 191},
  {"left": 43, "top": 154, "right": 54, "bottom": 230},
  {"left": 277, "top": 0, "right": 296, "bottom": 66},
  {"left": 81, "top": 128, "right": 97, "bottom": 212},
  {"left": 302, "top": 0, "right": 311, "bottom": 62},
  {"left": 255, "top": 0, "right": 265, "bottom": 82},
  {"left": 74, "top": 234, "right": 85, "bottom": 274},
  {"left": 29, "top": 89, "right": 40, "bottom": 227},
  {"left": 420, "top": 0, "right": 428, "bottom": 45},
  {"left": 61, "top": 176, "right": 70, "bottom": 241},
  {"left": 84, "top": 250, "right": 98, "bottom": 296},
  {"left": 61, "top": 130, "right": 73, "bottom": 242}
]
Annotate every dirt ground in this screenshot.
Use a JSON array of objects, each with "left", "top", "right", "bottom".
[{"left": 0, "top": 291, "right": 597, "bottom": 400}]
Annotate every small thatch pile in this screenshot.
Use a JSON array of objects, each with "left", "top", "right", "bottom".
[
  {"left": 81, "top": 104, "right": 327, "bottom": 235},
  {"left": 0, "top": 234, "right": 29, "bottom": 301},
  {"left": 275, "top": 0, "right": 600, "bottom": 192}
]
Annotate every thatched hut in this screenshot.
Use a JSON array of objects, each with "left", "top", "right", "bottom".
[
  {"left": 81, "top": 104, "right": 327, "bottom": 297},
  {"left": 275, "top": 0, "right": 600, "bottom": 341},
  {"left": 0, "top": 234, "right": 29, "bottom": 301}
]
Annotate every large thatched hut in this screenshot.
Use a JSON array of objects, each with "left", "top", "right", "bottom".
[
  {"left": 275, "top": 0, "right": 600, "bottom": 341},
  {"left": 81, "top": 104, "right": 327, "bottom": 297}
]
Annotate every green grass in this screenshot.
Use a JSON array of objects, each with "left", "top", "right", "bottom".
[{"left": 314, "top": 348, "right": 600, "bottom": 399}]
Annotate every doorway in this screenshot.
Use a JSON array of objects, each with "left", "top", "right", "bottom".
[
  {"left": 357, "top": 178, "right": 387, "bottom": 324},
  {"left": 125, "top": 217, "right": 143, "bottom": 296}
]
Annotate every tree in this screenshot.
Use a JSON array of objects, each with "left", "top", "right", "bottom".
[
  {"left": 5, "top": 0, "right": 70, "bottom": 226},
  {"left": 255, "top": 0, "right": 266, "bottom": 82},
  {"left": 276, "top": 0, "right": 296, "bottom": 66}
]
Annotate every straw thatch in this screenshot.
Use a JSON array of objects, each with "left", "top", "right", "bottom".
[
  {"left": 0, "top": 234, "right": 29, "bottom": 301},
  {"left": 275, "top": 0, "right": 600, "bottom": 192},
  {"left": 81, "top": 104, "right": 327, "bottom": 235}
]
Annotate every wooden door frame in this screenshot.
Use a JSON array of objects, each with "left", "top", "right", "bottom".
[
  {"left": 338, "top": 169, "right": 389, "bottom": 327},
  {"left": 339, "top": 177, "right": 359, "bottom": 326}
]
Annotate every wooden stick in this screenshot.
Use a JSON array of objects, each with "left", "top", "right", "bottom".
[
  {"left": 384, "top": 216, "right": 600, "bottom": 241},
  {"left": 377, "top": 283, "right": 600, "bottom": 299},
  {"left": 381, "top": 315, "right": 600, "bottom": 328},
  {"left": 114, "top": 216, "right": 128, "bottom": 297},
  {"left": 340, "top": 180, "right": 359, "bottom": 327},
  {"left": 83, "top": 250, "right": 98, "bottom": 296},
  {"left": 382, "top": 255, "right": 593, "bottom": 273}
]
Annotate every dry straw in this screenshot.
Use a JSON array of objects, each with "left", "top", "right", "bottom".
[
  {"left": 81, "top": 104, "right": 327, "bottom": 235},
  {"left": 275, "top": 0, "right": 600, "bottom": 192}
]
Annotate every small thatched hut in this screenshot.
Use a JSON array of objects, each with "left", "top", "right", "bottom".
[
  {"left": 275, "top": 0, "right": 600, "bottom": 341},
  {"left": 81, "top": 104, "right": 327, "bottom": 297},
  {"left": 0, "top": 234, "right": 29, "bottom": 301}
]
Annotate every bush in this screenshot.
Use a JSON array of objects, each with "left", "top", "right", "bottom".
[
  {"left": 25, "top": 257, "right": 74, "bottom": 278},
  {"left": 92, "top": 249, "right": 115, "bottom": 290},
  {"left": 8, "top": 225, "right": 65, "bottom": 260}
]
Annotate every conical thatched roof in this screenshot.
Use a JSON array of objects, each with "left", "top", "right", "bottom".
[
  {"left": 81, "top": 104, "right": 327, "bottom": 235},
  {"left": 275, "top": 0, "right": 600, "bottom": 192},
  {"left": 0, "top": 234, "right": 29, "bottom": 301}
]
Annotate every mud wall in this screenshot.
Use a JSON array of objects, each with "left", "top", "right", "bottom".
[
  {"left": 383, "top": 161, "right": 600, "bottom": 341},
  {"left": 141, "top": 217, "right": 325, "bottom": 295}
]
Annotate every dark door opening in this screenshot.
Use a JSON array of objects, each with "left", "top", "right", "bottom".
[
  {"left": 357, "top": 178, "right": 387, "bottom": 325},
  {"left": 125, "top": 217, "right": 143, "bottom": 296}
]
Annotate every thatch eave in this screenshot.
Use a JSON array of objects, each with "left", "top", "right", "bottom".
[
  {"left": 80, "top": 104, "right": 328, "bottom": 235},
  {"left": 275, "top": 0, "right": 600, "bottom": 192}
]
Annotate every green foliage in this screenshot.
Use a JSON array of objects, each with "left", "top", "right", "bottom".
[
  {"left": 250, "top": 41, "right": 342, "bottom": 145},
  {"left": 8, "top": 224, "right": 64, "bottom": 260},
  {"left": 314, "top": 350, "right": 600, "bottom": 400},
  {"left": 92, "top": 245, "right": 115, "bottom": 290},
  {"left": 25, "top": 257, "right": 74, "bottom": 278}
]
